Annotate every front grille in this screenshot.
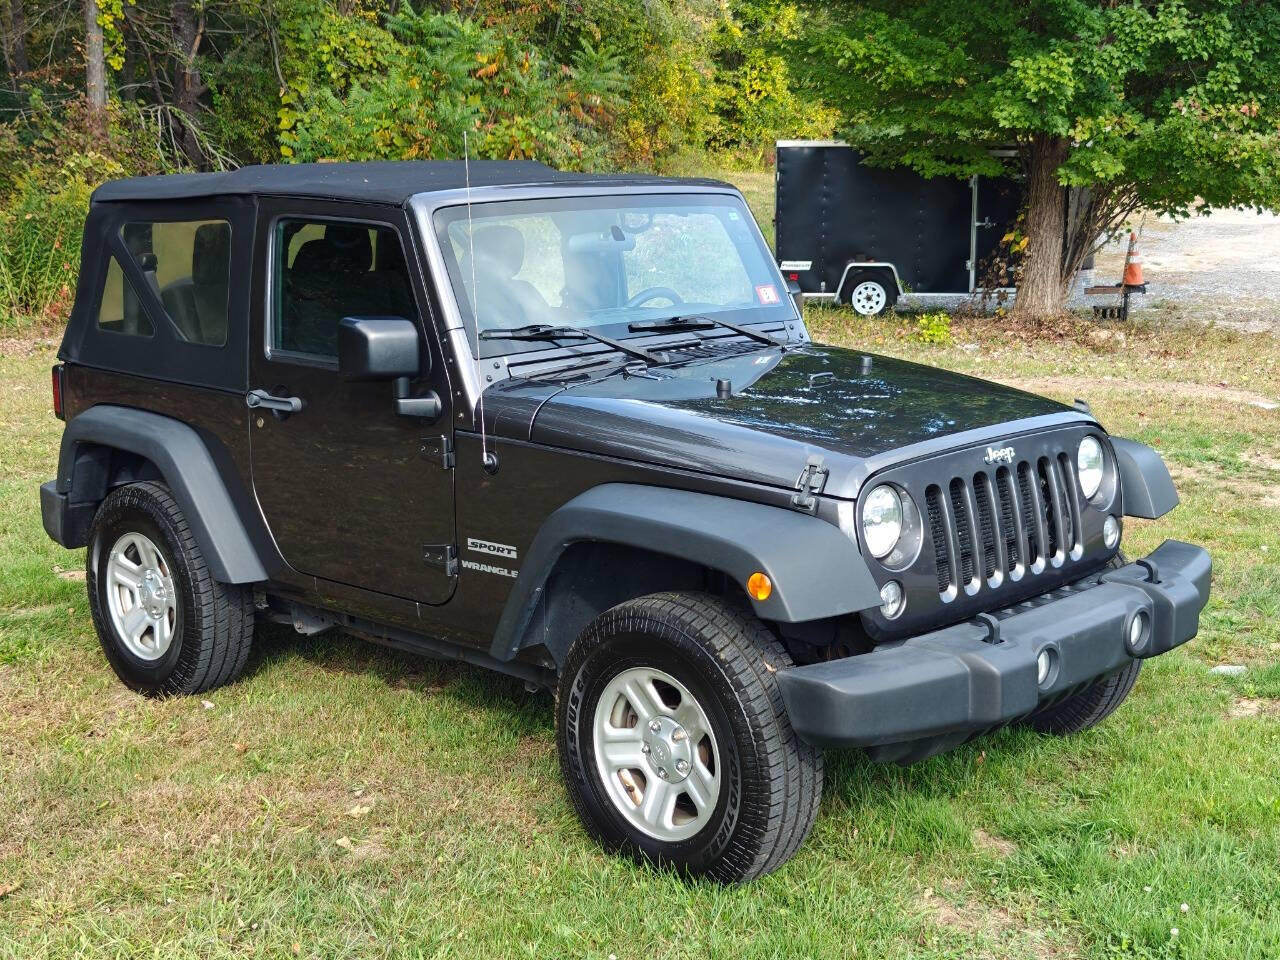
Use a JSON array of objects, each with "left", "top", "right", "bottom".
[
  {"left": 859, "top": 424, "right": 1117, "bottom": 640},
  {"left": 924, "top": 454, "right": 1083, "bottom": 601}
]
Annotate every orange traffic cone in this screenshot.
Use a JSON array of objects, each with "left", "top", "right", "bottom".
[{"left": 1122, "top": 231, "right": 1144, "bottom": 287}]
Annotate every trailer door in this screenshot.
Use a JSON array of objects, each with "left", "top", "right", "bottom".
[{"left": 970, "top": 175, "right": 1023, "bottom": 292}]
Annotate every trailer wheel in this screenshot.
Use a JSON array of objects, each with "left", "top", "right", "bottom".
[{"left": 844, "top": 273, "right": 895, "bottom": 316}]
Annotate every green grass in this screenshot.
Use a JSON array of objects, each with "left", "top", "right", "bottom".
[{"left": 2, "top": 313, "right": 1279, "bottom": 958}]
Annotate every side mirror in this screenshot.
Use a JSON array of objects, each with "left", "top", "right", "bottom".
[
  {"left": 786, "top": 278, "right": 804, "bottom": 317},
  {"left": 337, "top": 316, "right": 441, "bottom": 421},
  {"left": 338, "top": 316, "right": 421, "bottom": 380}
]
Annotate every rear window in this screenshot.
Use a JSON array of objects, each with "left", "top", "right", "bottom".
[
  {"left": 117, "top": 219, "right": 232, "bottom": 346},
  {"left": 96, "top": 255, "right": 155, "bottom": 337}
]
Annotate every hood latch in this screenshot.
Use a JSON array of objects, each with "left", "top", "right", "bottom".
[{"left": 791, "top": 455, "right": 829, "bottom": 513}]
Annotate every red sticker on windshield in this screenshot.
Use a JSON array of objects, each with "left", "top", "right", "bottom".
[{"left": 755, "top": 284, "right": 780, "bottom": 305}]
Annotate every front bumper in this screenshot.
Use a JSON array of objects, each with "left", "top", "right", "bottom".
[{"left": 776, "top": 540, "right": 1210, "bottom": 763}]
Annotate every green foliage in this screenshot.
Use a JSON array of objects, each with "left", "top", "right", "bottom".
[
  {"left": 276, "top": 3, "right": 627, "bottom": 167},
  {"left": 797, "top": 0, "right": 1280, "bottom": 214},
  {"left": 910, "top": 310, "right": 954, "bottom": 345},
  {"left": 708, "top": 0, "right": 837, "bottom": 156},
  {"left": 0, "top": 154, "right": 111, "bottom": 330}
]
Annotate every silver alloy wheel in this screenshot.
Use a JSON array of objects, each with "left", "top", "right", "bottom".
[
  {"left": 592, "top": 666, "right": 721, "bottom": 842},
  {"left": 105, "top": 531, "right": 178, "bottom": 661},
  {"left": 850, "top": 280, "right": 888, "bottom": 315}
]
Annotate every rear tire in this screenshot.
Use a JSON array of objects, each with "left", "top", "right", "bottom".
[
  {"left": 86, "top": 481, "right": 254, "bottom": 696},
  {"left": 556, "top": 592, "right": 822, "bottom": 882}
]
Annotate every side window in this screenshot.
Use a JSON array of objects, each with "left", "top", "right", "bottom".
[
  {"left": 272, "top": 219, "right": 414, "bottom": 360},
  {"left": 96, "top": 255, "right": 155, "bottom": 337},
  {"left": 119, "top": 219, "right": 232, "bottom": 346}
]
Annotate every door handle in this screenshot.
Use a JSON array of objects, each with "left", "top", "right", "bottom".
[{"left": 246, "top": 389, "right": 304, "bottom": 413}]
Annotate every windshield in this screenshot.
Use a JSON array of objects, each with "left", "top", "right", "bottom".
[{"left": 431, "top": 193, "right": 791, "bottom": 357}]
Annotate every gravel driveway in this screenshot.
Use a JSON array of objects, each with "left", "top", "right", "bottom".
[
  {"left": 1080, "top": 207, "right": 1280, "bottom": 333},
  {"left": 891, "top": 207, "right": 1280, "bottom": 333}
]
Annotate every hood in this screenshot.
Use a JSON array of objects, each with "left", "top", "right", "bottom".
[{"left": 490, "top": 344, "right": 1089, "bottom": 498}]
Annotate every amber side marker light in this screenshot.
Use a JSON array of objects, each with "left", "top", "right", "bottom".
[{"left": 746, "top": 572, "right": 772, "bottom": 601}]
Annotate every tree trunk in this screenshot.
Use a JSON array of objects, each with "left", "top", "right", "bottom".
[
  {"left": 3, "top": 0, "right": 28, "bottom": 77},
  {"left": 171, "top": 0, "right": 206, "bottom": 166},
  {"left": 84, "top": 0, "right": 107, "bottom": 136},
  {"left": 1012, "top": 133, "right": 1071, "bottom": 318}
]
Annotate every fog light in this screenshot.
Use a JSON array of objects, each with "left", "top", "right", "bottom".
[
  {"left": 1103, "top": 515, "right": 1120, "bottom": 548},
  {"left": 879, "top": 580, "right": 905, "bottom": 619},
  {"left": 1127, "top": 611, "right": 1150, "bottom": 653},
  {"left": 1036, "top": 648, "right": 1057, "bottom": 687}
]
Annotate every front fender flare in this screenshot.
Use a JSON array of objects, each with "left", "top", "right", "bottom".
[
  {"left": 53, "top": 405, "right": 268, "bottom": 583},
  {"left": 489, "top": 483, "right": 881, "bottom": 663},
  {"left": 1112, "top": 437, "right": 1179, "bottom": 519}
]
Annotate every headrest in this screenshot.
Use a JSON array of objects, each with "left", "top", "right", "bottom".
[
  {"left": 290, "top": 238, "right": 336, "bottom": 276},
  {"left": 471, "top": 225, "right": 525, "bottom": 279},
  {"left": 192, "top": 222, "right": 230, "bottom": 286},
  {"left": 325, "top": 224, "right": 372, "bottom": 272}
]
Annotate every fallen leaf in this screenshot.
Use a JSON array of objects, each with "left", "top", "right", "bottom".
[
  {"left": 56, "top": 569, "right": 85, "bottom": 581},
  {"left": 201, "top": 700, "right": 215, "bottom": 710},
  {"left": 335, "top": 837, "right": 354, "bottom": 850},
  {"left": 233, "top": 742, "right": 247, "bottom": 754},
  {"left": 346, "top": 803, "right": 373, "bottom": 818},
  {"left": 0, "top": 881, "right": 21, "bottom": 898}
]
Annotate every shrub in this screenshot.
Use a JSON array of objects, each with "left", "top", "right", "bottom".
[
  {"left": 0, "top": 154, "right": 113, "bottom": 330},
  {"left": 911, "top": 311, "right": 954, "bottom": 345}
]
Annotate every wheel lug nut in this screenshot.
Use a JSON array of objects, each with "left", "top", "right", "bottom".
[
  {"left": 675, "top": 759, "right": 689, "bottom": 774},
  {"left": 641, "top": 743, "right": 650, "bottom": 754},
  {"left": 671, "top": 728, "right": 687, "bottom": 742},
  {"left": 648, "top": 719, "right": 661, "bottom": 733}
]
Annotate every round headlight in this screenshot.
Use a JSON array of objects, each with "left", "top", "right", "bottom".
[
  {"left": 861, "top": 485, "right": 903, "bottom": 559},
  {"left": 1077, "top": 436, "right": 1105, "bottom": 500}
]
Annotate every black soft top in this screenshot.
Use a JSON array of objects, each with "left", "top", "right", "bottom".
[{"left": 91, "top": 160, "right": 730, "bottom": 205}]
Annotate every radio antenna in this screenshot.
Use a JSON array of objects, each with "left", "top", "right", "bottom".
[{"left": 463, "top": 131, "right": 496, "bottom": 473}]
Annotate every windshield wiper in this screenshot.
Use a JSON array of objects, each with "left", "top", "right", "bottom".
[
  {"left": 479, "top": 323, "right": 662, "bottom": 365},
  {"left": 628, "top": 315, "right": 787, "bottom": 347}
]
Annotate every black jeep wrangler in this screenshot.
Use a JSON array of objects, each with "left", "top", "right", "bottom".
[{"left": 41, "top": 161, "right": 1211, "bottom": 881}]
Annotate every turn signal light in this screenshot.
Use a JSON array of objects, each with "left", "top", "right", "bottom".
[{"left": 746, "top": 572, "right": 772, "bottom": 601}]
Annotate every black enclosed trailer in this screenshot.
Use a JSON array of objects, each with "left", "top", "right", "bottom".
[{"left": 774, "top": 141, "right": 1026, "bottom": 314}]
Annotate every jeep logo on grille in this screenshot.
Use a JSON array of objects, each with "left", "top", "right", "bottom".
[{"left": 983, "top": 445, "right": 1016, "bottom": 465}]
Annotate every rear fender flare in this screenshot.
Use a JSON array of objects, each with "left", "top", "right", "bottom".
[
  {"left": 489, "top": 483, "right": 881, "bottom": 667},
  {"left": 53, "top": 405, "right": 268, "bottom": 583}
]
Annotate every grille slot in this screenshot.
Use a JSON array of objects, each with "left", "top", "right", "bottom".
[{"left": 928, "top": 448, "right": 1085, "bottom": 602}]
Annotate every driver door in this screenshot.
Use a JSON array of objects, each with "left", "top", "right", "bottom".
[{"left": 248, "top": 199, "right": 456, "bottom": 604}]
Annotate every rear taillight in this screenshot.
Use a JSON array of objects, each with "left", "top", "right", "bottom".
[{"left": 51, "top": 364, "right": 64, "bottom": 420}]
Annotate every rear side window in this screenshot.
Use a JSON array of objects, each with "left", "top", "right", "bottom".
[
  {"left": 119, "top": 219, "right": 232, "bottom": 346},
  {"left": 97, "top": 255, "right": 155, "bottom": 337},
  {"left": 272, "top": 219, "right": 414, "bottom": 360}
]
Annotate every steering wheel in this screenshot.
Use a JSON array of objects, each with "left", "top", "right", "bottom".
[{"left": 625, "top": 287, "right": 685, "bottom": 308}]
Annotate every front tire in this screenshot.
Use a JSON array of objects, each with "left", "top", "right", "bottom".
[
  {"left": 556, "top": 592, "right": 822, "bottom": 882},
  {"left": 1022, "top": 552, "right": 1141, "bottom": 735},
  {"left": 87, "top": 481, "right": 254, "bottom": 696},
  {"left": 1022, "top": 659, "right": 1142, "bottom": 735}
]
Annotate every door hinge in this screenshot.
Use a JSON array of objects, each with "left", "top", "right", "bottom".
[
  {"left": 419, "top": 434, "right": 455, "bottom": 469},
  {"left": 791, "top": 454, "right": 828, "bottom": 513},
  {"left": 423, "top": 544, "right": 458, "bottom": 576}
]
